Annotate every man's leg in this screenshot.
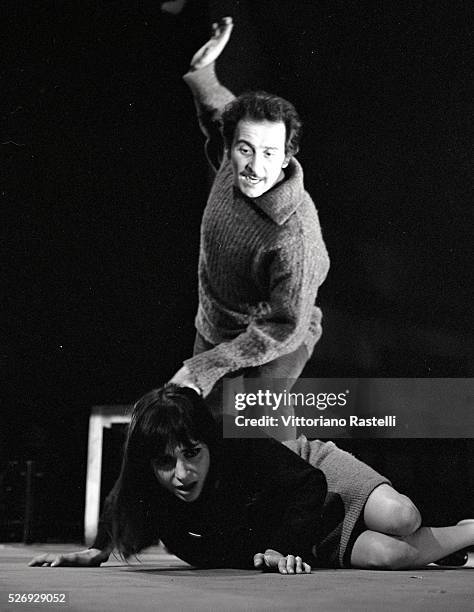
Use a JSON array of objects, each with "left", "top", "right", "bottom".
[
  {"left": 350, "top": 521, "right": 474, "bottom": 569},
  {"left": 242, "top": 343, "right": 311, "bottom": 441}
]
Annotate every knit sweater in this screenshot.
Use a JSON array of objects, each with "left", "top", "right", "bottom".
[{"left": 182, "top": 64, "right": 330, "bottom": 396}]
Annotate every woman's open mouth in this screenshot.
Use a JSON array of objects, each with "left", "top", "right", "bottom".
[{"left": 175, "top": 481, "right": 197, "bottom": 494}]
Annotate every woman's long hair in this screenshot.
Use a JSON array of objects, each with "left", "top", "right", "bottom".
[{"left": 109, "top": 384, "right": 218, "bottom": 558}]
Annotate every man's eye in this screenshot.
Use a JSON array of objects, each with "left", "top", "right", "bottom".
[
  {"left": 238, "top": 146, "right": 251, "bottom": 155},
  {"left": 264, "top": 150, "right": 275, "bottom": 157}
]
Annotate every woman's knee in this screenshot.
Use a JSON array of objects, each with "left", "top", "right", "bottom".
[
  {"left": 388, "top": 495, "right": 422, "bottom": 536},
  {"left": 365, "top": 486, "right": 421, "bottom": 536}
]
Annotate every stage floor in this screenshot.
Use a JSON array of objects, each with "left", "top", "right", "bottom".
[{"left": 1, "top": 544, "right": 473, "bottom": 611}]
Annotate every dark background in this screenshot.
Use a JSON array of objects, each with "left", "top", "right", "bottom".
[{"left": 2, "top": 1, "right": 472, "bottom": 540}]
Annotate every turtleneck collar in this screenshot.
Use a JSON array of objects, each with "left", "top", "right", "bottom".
[{"left": 248, "top": 157, "right": 305, "bottom": 226}]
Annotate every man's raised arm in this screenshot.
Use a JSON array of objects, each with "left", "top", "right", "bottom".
[{"left": 182, "top": 16, "right": 235, "bottom": 170}]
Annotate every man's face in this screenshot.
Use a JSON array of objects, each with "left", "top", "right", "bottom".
[
  {"left": 151, "top": 442, "right": 210, "bottom": 503},
  {"left": 230, "top": 119, "right": 289, "bottom": 198}
]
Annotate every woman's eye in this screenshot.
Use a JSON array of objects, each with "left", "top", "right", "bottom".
[
  {"left": 154, "top": 456, "right": 175, "bottom": 470},
  {"left": 183, "top": 447, "right": 201, "bottom": 459}
]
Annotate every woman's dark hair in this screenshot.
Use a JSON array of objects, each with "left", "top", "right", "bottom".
[
  {"left": 109, "top": 384, "right": 218, "bottom": 558},
  {"left": 221, "top": 91, "right": 303, "bottom": 156}
]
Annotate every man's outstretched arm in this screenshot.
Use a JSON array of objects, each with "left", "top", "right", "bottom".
[
  {"left": 182, "top": 17, "right": 235, "bottom": 170},
  {"left": 189, "top": 16, "right": 234, "bottom": 71}
]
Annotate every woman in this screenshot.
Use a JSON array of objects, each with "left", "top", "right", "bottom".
[{"left": 30, "top": 385, "right": 473, "bottom": 573}]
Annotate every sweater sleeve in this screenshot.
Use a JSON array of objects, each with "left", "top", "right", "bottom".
[
  {"left": 183, "top": 232, "right": 329, "bottom": 397},
  {"left": 182, "top": 62, "right": 235, "bottom": 171}
]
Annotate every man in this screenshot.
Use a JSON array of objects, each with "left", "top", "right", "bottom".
[{"left": 171, "top": 17, "right": 329, "bottom": 438}]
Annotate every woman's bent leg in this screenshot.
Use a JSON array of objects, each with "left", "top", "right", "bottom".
[{"left": 351, "top": 522, "right": 474, "bottom": 569}]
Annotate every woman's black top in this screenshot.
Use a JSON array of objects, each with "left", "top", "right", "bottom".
[{"left": 93, "top": 434, "right": 327, "bottom": 569}]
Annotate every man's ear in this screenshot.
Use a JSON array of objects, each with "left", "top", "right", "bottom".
[{"left": 282, "top": 155, "right": 292, "bottom": 168}]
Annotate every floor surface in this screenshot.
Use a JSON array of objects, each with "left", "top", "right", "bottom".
[{"left": 1, "top": 544, "right": 473, "bottom": 611}]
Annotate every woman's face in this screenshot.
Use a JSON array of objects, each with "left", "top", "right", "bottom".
[{"left": 151, "top": 442, "right": 210, "bottom": 502}]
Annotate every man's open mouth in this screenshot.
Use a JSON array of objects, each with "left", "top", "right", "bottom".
[{"left": 241, "top": 174, "right": 263, "bottom": 184}]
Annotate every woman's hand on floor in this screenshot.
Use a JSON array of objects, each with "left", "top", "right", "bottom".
[
  {"left": 28, "top": 548, "right": 109, "bottom": 567},
  {"left": 253, "top": 549, "right": 311, "bottom": 574}
]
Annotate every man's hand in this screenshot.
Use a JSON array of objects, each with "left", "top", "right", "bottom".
[
  {"left": 28, "top": 548, "right": 109, "bottom": 568},
  {"left": 169, "top": 365, "right": 201, "bottom": 394},
  {"left": 253, "top": 549, "right": 311, "bottom": 574},
  {"left": 161, "top": 0, "right": 187, "bottom": 15},
  {"left": 190, "top": 16, "right": 234, "bottom": 71}
]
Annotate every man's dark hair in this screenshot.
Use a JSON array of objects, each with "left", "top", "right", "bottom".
[{"left": 221, "top": 91, "right": 302, "bottom": 156}]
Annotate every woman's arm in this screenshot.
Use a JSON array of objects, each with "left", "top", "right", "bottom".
[
  {"left": 29, "top": 487, "right": 117, "bottom": 567},
  {"left": 243, "top": 436, "right": 327, "bottom": 564},
  {"left": 30, "top": 485, "right": 119, "bottom": 567},
  {"left": 28, "top": 548, "right": 109, "bottom": 568}
]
